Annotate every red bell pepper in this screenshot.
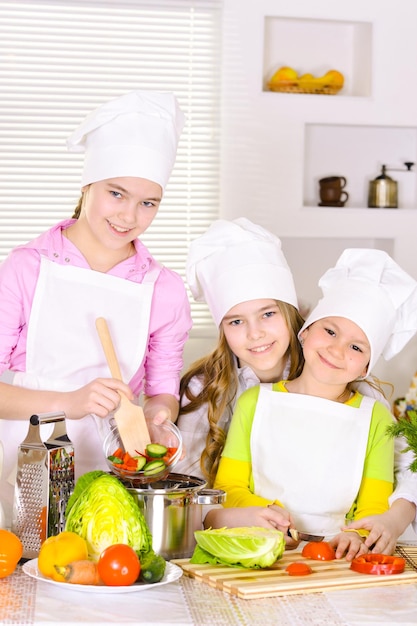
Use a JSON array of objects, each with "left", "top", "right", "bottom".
[{"left": 350, "top": 554, "right": 405, "bottom": 575}]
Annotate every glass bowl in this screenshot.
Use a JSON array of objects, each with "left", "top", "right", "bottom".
[{"left": 103, "top": 419, "right": 183, "bottom": 485}]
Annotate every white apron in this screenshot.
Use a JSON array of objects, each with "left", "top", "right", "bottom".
[
  {"left": 251, "top": 386, "right": 375, "bottom": 538},
  {"left": 0, "top": 256, "right": 160, "bottom": 525}
]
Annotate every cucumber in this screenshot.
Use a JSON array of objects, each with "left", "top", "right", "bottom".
[
  {"left": 146, "top": 443, "right": 168, "bottom": 458},
  {"left": 107, "top": 455, "right": 123, "bottom": 464},
  {"left": 139, "top": 552, "right": 166, "bottom": 584},
  {"left": 143, "top": 459, "right": 166, "bottom": 476},
  {"left": 133, "top": 456, "right": 147, "bottom": 471}
]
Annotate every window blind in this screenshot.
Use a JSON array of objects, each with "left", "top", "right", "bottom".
[{"left": 0, "top": 0, "right": 221, "bottom": 329}]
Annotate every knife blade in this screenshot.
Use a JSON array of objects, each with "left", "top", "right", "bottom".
[{"left": 288, "top": 528, "right": 324, "bottom": 542}]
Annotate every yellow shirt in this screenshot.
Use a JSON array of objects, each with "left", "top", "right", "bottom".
[{"left": 214, "top": 382, "right": 394, "bottom": 525}]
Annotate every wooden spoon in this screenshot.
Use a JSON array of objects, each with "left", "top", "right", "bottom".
[{"left": 95, "top": 317, "right": 151, "bottom": 456}]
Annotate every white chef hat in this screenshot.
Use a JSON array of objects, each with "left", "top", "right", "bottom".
[
  {"left": 300, "top": 248, "right": 417, "bottom": 374},
  {"left": 67, "top": 90, "right": 185, "bottom": 191},
  {"left": 186, "top": 218, "right": 298, "bottom": 326}
]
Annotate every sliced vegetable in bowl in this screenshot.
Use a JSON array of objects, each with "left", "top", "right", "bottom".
[
  {"left": 350, "top": 554, "right": 405, "bottom": 575},
  {"left": 146, "top": 443, "right": 170, "bottom": 458},
  {"left": 107, "top": 443, "right": 178, "bottom": 476},
  {"left": 103, "top": 421, "right": 182, "bottom": 483}
]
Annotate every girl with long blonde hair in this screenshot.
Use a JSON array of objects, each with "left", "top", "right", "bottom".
[{"left": 176, "top": 218, "right": 304, "bottom": 486}]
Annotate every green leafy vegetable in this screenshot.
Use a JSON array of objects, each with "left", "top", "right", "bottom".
[
  {"left": 387, "top": 409, "right": 417, "bottom": 473},
  {"left": 191, "top": 527, "right": 285, "bottom": 569},
  {"left": 65, "top": 470, "right": 107, "bottom": 517},
  {"left": 65, "top": 472, "right": 153, "bottom": 561}
]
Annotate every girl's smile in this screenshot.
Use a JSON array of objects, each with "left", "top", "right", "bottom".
[
  {"left": 248, "top": 342, "right": 275, "bottom": 354},
  {"left": 317, "top": 352, "right": 342, "bottom": 369},
  {"left": 107, "top": 220, "right": 134, "bottom": 234}
]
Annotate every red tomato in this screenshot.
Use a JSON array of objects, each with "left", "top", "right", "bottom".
[
  {"left": 350, "top": 554, "right": 405, "bottom": 576},
  {"left": 97, "top": 544, "right": 141, "bottom": 586},
  {"left": 301, "top": 541, "right": 336, "bottom": 561},
  {"left": 285, "top": 562, "right": 313, "bottom": 576}
]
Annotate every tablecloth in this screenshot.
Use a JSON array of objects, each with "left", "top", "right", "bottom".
[{"left": 2, "top": 558, "right": 417, "bottom": 625}]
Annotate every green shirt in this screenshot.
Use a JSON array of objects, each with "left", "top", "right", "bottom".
[{"left": 219, "top": 381, "right": 394, "bottom": 520}]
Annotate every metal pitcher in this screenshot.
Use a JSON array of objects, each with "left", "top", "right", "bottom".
[{"left": 368, "top": 165, "right": 398, "bottom": 208}]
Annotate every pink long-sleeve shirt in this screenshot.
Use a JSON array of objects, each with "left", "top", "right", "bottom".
[{"left": 0, "top": 219, "right": 192, "bottom": 398}]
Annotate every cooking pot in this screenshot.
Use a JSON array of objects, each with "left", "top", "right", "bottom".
[{"left": 123, "top": 473, "right": 226, "bottom": 559}]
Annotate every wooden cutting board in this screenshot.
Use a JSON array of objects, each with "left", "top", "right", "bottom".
[{"left": 173, "top": 546, "right": 417, "bottom": 599}]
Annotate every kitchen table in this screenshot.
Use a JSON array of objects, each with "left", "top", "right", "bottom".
[{"left": 2, "top": 558, "right": 417, "bottom": 626}]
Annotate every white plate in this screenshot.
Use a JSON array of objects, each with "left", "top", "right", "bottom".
[{"left": 22, "top": 558, "right": 182, "bottom": 594}]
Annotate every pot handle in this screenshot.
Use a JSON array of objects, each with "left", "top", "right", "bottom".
[{"left": 194, "top": 488, "right": 226, "bottom": 505}]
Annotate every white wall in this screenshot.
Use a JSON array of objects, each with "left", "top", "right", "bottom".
[
  {"left": 200, "top": 0, "right": 417, "bottom": 544},
  {"left": 214, "top": 0, "right": 417, "bottom": 402}
]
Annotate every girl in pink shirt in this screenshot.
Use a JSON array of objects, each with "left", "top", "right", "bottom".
[{"left": 0, "top": 91, "right": 192, "bottom": 526}]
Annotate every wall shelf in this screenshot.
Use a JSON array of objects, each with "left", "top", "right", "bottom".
[
  {"left": 263, "top": 15, "right": 372, "bottom": 97},
  {"left": 304, "top": 124, "right": 417, "bottom": 209}
]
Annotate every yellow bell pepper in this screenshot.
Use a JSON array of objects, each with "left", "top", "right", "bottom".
[{"left": 38, "top": 531, "right": 88, "bottom": 582}]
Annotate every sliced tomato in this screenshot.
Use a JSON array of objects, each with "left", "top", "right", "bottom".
[
  {"left": 286, "top": 562, "right": 313, "bottom": 576},
  {"left": 350, "top": 554, "right": 405, "bottom": 575},
  {"left": 301, "top": 541, "right": 336, "bottom": 561}
]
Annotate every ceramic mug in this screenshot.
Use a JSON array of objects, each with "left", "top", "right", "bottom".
[{"left": 319, "top": 176, "right": 349, "bottom": 205}]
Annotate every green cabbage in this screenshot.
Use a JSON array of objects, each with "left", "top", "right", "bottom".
[
  {"left": 65, "top": 470, "right": 107, "bottom": 517},
  {"left": 191, "top": 527, "right": 285, "bottom": 569},
  {"left": 65, "top": 472, "right": 153, "bottom": 561}
]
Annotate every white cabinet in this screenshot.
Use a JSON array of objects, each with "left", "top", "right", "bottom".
[{"left": 220, "top": 0, "right": 417, "bottom": 398}]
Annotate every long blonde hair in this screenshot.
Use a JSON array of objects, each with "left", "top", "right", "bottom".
[
  {"left": 350, "top": 376, "right": 393, "bottom": 403},
  {"left": 72, "top": 194, "right": 83, "bottom": 219},
  {"left": 179, "top": 301, "right": 305, "bottom": 486}
]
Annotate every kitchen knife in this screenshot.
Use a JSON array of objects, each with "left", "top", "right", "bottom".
[{"left": 288, "top": 528, "right": 324, "bottom": 542}]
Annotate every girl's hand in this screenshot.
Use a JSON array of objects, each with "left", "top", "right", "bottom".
[
  {"left": 329, "top": 531, "right": 368, "bottom": 561},
  {"left": 265, "top": 504, "right": 299, "bottom": 548},
  {"left": 61, "top": 378, "right": 133, "bottom": 420},
  {"left": 143, "top": 394, "right": 179, "bottom": 425},
  {"left": 342, "top": 502, "right": 415, "bottom": 555},
  {"left": 204, "top": 505, "right": 297, "bottom": 545}
]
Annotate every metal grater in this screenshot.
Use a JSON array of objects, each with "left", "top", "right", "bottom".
[{"left": 11, "top": 412, "right": 75, "bottom": 559}]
